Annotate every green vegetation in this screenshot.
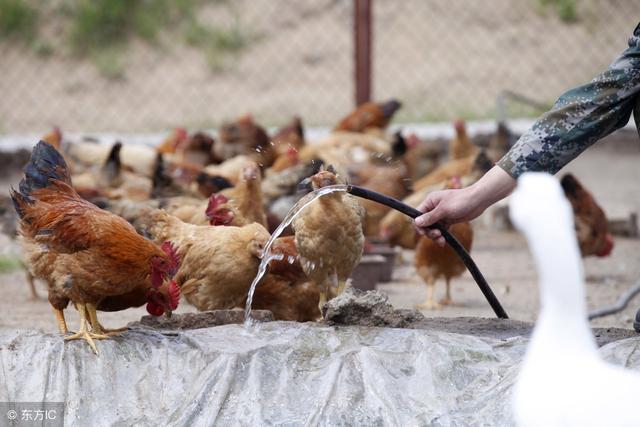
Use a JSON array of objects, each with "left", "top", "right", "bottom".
[
  {"left": 0, "top": 254, "right": 23, "bottom": 274},
  {"left": 185, "top": 21, "right": 250, "bottom": 71},
  {"left": 0, "top": 0, "right": 253, "bottom": 78},
  {"left": 538, "top": 0, "right": 578, "bottom": 23},
  {"left": 0, "top": 0, "right": 37, "bottom": 42}
]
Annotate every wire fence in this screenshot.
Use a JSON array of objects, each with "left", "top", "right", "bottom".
[{"left": 0, "top": 0, "right": 637, "bottom": 134}]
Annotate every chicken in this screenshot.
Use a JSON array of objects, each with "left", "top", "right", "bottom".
[
  {"left": 176, "top": 131, "right": 217, "bottom": 167},
  {"left": 207, "top": 161, "right": 267, "bottom": 227},
  {"left": 202, "top": 154, "right": 255, "bottom": 185},
  {"left": 72, "top": 141, "right": 153, "bottom": 202},
  {"left": 560, "top": 173, "right": 614, "bottom": 257},
  {"left": 137, "top": 208, "right": 270, "bottom": 311},
  {"left": 334, "top": 99, "right": 402, "bottom": 133},
  {"left": 401, "top": 133, "right": 442, "bottom": 181},
  {"left": 413, "top": 149, "right": 493, "bottom": 192},
  {"left": 292, "top": 168, "right": 365, "bottom": 308},
  {"left": 249, "top": 236, "right": 320, "bottom": 321},
  {"left": 194, "top": 171, "right": 234, "bottom": 198},
  {"left": 352, "top": 164, "right": 410, "bottom": 237},
  {"left": 449, "top": 119, "right": 478, "bottom": 160},
  {"left": 487, "top": 121, "right": 513, "bottom": 163},
  {"left": 298, "top": 131, "right": 390, "bottom": 169},
  {"left": 156, "top": 127, "right": 188, "bottom": 155},
  {"left": 271, "top": 116, "right": 305, "bottom": 157},
  {"left": 66, "top": 140, "right": 159, "bottom": 177},
  {"left": 12, "top": 141, "right": 180, "bottom": 353},
  {"left": 269, "top": 146, "right": 300, "bottom": 174},
  {"left": 414, "top": 178, "right": 473, "bottom": 309},
  {"left": 214, "top": 114, "right": 275, "bottom": 166},
  {"left": 414, "top": 222, "right": 473, "bottom": 309}
]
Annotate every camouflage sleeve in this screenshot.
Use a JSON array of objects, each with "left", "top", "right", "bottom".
[{"left": 498, "top": 23, "right": 640, "bottom": 178}]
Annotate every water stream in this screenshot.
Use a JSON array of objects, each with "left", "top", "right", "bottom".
[{"left": 244, "top": 184, "right": 349, "bottom": 325}]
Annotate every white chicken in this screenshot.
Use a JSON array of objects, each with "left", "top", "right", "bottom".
[{"left": 510, "top": 172, "right": 640, "bottom": 427}]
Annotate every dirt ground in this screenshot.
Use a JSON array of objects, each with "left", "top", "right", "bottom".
[{"left": 0, "top": 134, "right": 638, "bottom": 335}]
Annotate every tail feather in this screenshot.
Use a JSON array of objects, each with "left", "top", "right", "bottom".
[
  {"left": 151, "top": 152, "right": 173, "bottom": 197},
  {"left": 101, "top": 141, "right": 122, "bottom": 184},
  {"left": 9, "top": 187, "right": 31, "bottom": 219},
  {"left": 381, "top": 99, "right": 402, "bottom": 120},
  {"left": 17, "top": 141, "right": 70, "bottom": 200}
]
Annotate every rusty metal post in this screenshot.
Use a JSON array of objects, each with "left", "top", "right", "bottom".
[{"left": 354, "top": 0, "right": 372, "bottom": 106}]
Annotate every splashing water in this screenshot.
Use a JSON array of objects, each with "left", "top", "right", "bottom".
[{"left": 243, "top": 184, "right": 349, "bottom": 325}]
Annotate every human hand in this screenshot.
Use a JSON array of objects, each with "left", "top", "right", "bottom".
[
  {"left": 414, "top": 166, "right": 517, "bottom": 246},
  {"left": 414, "top": 187, "right": 486, "bottom": 246}
]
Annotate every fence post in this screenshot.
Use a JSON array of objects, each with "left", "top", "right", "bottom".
[{"left": 354, "top": 0, "right": 372, "bottom": 106}]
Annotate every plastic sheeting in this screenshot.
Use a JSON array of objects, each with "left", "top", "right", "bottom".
[{"left": 0, "top": 322, "right": 638, "bottom": 426}]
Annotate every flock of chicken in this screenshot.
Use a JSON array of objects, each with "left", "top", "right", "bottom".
[{"left": 9, "top": 99, "right": 614, "bottom": 353}]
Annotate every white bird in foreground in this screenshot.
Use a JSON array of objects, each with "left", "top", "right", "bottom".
[{"left": 510, "top": 173, "right": 640, "bottom": 427}]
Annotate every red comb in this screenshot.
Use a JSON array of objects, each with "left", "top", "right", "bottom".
[
  {"left": 205, "top": 193, "right": 229, "bottom": 218},
  {"left": 168, "top": 280, "right": 180, "bottom": 310},
  {"left": 161, "top": 241, "right": 180, "bottom": 276}
]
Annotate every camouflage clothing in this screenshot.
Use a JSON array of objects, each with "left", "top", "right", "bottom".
[{"left": 498, "top": 23, "right": 640, "bottom": 178}]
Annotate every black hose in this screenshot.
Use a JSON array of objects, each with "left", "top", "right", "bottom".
[{"left": 347, "top": 184, "right": 509, "bottom": 319}]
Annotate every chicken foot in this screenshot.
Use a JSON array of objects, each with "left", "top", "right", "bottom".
[
  {"left": 64, "top": 303, "right": 110, "bottom": 355},
  {"left": 86, "top": 303, "right": 127, "bottom": 336},
  {"left": 416, "top": 278, "right": 441, "bottom": 310}
]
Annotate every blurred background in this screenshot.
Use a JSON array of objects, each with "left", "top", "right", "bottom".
[{"left": 0, "top": 0, "right": 638, "bottom": 134}]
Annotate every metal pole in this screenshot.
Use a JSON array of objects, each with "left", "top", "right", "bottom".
[{"left": 354, "top": 0, "right": 372, "bottom": 106}]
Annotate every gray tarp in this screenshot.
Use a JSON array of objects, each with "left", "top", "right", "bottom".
[{"left": 1, "top": 322, "right": 639, "bottom": 426}]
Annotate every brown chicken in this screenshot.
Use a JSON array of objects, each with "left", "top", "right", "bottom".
[
  {"left": 137, "top": 209, "right": 270, "bottom": 310},
  {"left": 292, "top": 168, "right": 365, "bottom": 309},
  {"left": 414, "top": 178, "right": 473, "bottom": 309},
  {"left": 206, "top": 161, "right": 267, "bottom": 227},
  {"left": 214, "top": 114, "right": 275, "bottom": 166},
  {"left": 414, "top": 149, "right": 493, "bottom": 192},
  {"left": 450, "top": 119, "right": 478, "bottom": 160},
  {"left": 487, "top": 121, "right": 513, "bottom": 163},
  {"left": 156, "top": 127, "right": 189, "bottom": 155},
  {"left": 560, "top": 173, "right": 614, "bottom": 257},
  {"left": 12, "top": 141, "right": 180, "bottom": 353},
  {"left": 269, "top": 147, "right": 300, "bottom": 174},
  {"left": 402, "top": 133, "right": 442, "bottom": 181},
  {"left": 271, "top": 116, "right": 305, "bottom": 157},
  {"left": 414, "top": 222, "right": 473, "bottom": 309},
  {"left": 249, "top": 236, "right": 320, "bottom": 321},
  {"left": 334, "top": 99, "right": 402, "bottom": 133},
  {"left": 352, "top": 164, "right": 411, "bottom": 236},
  {"left": 176, "top": 131, "right": 217, "bottom": 167}
]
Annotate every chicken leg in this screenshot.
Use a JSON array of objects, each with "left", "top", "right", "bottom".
[
  {"left": 86, "top": 303, "right": 127, "bottom": 336},
  {"left": 439, "top": 279, "right": 454, "bottom": 306},
  {"left": 318, "top": 286, "right": 328, "bottom": 311},
  {"left": 26, "top": 272, "right": 38, "bottom": 299},
  {"left": 416, "top": 277, "right": 441, "bottom": 310},
  {"left": 52, "top": 307, "right": 68, "bottom": 334},
  {"left": 64, "top": 303, "right": 109, "bottom": 354}
]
